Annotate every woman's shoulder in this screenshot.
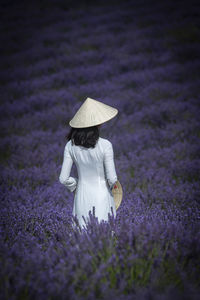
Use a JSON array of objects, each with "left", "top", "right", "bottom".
[
  {"left": 98, "top": 137, "right": 112, "bottom": 148},
  {"left": 64, "top": 139, "right": 72, "bottom": 150}
]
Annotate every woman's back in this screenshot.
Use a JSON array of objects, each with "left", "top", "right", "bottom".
[{"left": 67, "top": 137, "right": 117, "bottom": 186}]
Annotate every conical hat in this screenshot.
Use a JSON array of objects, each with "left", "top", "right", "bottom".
[
  {"left": 69, "top": 97, "right": 118, "bottom": 128},
  {"left": 112, "top": 180, "right": 123, "bottom": 210}
]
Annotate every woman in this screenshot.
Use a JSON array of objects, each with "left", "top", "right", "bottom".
[{"left": 59, "top": 97, "right": 118, "bottom": 229}]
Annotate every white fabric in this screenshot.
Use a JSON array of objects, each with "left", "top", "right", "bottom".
[{"left": 59, "top": 137, "right": 117, "bottom": 229}]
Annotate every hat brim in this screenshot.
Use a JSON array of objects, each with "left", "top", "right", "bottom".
[{"left": 69, "top": 110, "right": 118, "bottom": 128}]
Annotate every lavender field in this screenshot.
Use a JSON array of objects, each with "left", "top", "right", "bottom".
[{"left": 0, "top": 0, "right": 200, "bottom": 299}]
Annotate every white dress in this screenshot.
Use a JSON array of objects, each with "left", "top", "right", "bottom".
[{"left": 59, "top": 137, "right": 118, "bottom": 229}]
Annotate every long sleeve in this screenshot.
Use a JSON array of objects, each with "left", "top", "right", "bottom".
[
  {"left": 104, "top": 141, "right": 118, "bottom": 189},
  {"left": 59, "top": 142, "right": 77, "bottom": 192}
]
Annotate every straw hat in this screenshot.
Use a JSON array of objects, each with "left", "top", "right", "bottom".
[
  {"left": 69, "top": 97, "right": 118, "bottom": 128},
  {"left": 112, "top": 180, "right": 123, "bottom": 210}
]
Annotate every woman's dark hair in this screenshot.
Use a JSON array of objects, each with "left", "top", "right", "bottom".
[{"left": 67, "top": 125, "right": 99, "bottom": 148}]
